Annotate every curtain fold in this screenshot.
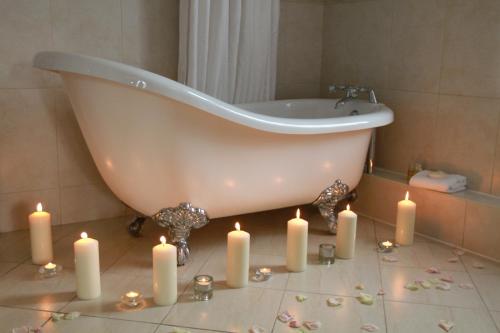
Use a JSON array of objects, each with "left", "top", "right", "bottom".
[{"left": 178, "top": 0, "right": 279, "bottom": 104}]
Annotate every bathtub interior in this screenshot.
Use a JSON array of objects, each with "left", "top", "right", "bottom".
[{"left": 237, "top": 99, "right": 386, "bottom": 119}]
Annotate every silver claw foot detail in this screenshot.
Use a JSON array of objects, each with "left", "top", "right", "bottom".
[
  {"left": 152, "top": 202, "right": 209, "bottom": 266},
  {"left": 313, "top": 179, "right": 350, "bottom": 234}
]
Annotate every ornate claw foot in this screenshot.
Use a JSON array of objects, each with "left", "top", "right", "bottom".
[
  {"left": 152, "top": 203, "right": 209, "bottom": 266},
  {"left": 313, "top": 179, "right": 356, "bottom": 234},
  {"left": 128, "top": 216, "right": 146, "bottom": 237}
]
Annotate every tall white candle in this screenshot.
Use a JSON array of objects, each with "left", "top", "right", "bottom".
[
  {"left": 286, "top": 209, "right": 308, "bottom": 272},
  {"left": 74, "top": 232, "right": 101, "bottom": 299},
  {"left": 226, "top": 222, "right": 250, "bottom": 288},
  {"left": 395, "top": 191, "right": 416, "bottom": 245},
  {"left": 29, "top": 203, "right": 53, "bottom": 265},
  {"left": 153, "top": 236, "right": 177, "bottom": 305},
  {"left": 336, "top": 204, "right": 357, "bottom": 259}
]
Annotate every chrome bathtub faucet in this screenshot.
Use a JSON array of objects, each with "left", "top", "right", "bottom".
[{"left": 329, "top": 85, "right": 378, "bottom": 109}]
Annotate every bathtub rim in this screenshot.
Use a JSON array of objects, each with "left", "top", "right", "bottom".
[{"left": 34, "top": 51, "right": 393, "bottom": 135}]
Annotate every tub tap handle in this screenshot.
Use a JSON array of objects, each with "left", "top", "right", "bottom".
[
  {"left": 328, "top": 84, "right": 346, "bottom": 93},
  {"left": 359, "top": 87, "right": 378, "bottom": 104}
]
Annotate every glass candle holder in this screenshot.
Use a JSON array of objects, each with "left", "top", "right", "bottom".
[
  {"left": 377, "top": 240, "right": 395, "bottom": 253},
  {"left": 194, "top": 275, "right": 213, "bottom": 301},
  {"left": 252, "top": 267, "right": 273, "bottom": 282},
  {"left": 121, "top": 291, "right": 143, "bottom": 308},
  {"left": 38, "top": 262, "right": 62, "bottom": 278},
  {"left": 319, "top": 243, "right": 335, "bottom": 264}
]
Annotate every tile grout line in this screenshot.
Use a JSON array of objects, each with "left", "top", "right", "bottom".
[
  {"left": 271, "top": 267, "right": 289, "bottom": 333},
  {"left": 373, "top": 221, "right": 389, "bottom": 333}
]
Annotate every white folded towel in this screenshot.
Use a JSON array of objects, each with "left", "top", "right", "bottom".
[{"left": 409, "top": 170, "right": 467, "bottom": 193}]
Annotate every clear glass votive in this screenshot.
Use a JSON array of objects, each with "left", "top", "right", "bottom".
[
  {"left": 252, "top": 267, "right": 273, "bottom": 282},
  {"left": 38, "top": 262, "right": 62, "bottom": 278},
  {"left": 377, "top": 240, "right": 394, "bottom": 253},
  {"left": 120, "top": 291, "right": 143, "bottom": 308},
  {"left": 194, "top": 275, "right": 213, "bottom": 301},
  {"left": 319, "top": 243, "right": 335, "bottom": 264}
]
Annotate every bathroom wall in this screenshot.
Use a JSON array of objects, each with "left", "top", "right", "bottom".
[
  {"left": 0, "top": 0, "right": 179, "bottom": 232},
  {"left": 276, "top": 0, "right": 324, "bottom": 99},
  {"left": 321, "top": 0, "right": 500, "bottom": 194}
]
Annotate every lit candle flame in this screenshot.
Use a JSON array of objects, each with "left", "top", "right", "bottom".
[
  {"left": 36, "top": 202, "right": 43, "bottom": 212},
  {"left": 382, "top": 241, "right": 393, "bottom": 247},
  {"left": 160, "top": 236, "right": 166, "bottom": 245},
  {"left": 45, "top": 262, "right": 56, "bottom": 269},
  {"left": 235, "top": 222, "right": 240, "bottom": 231},
  {"left": 81, "top": 232, "right": 88, "bottom": 239},
  {"left": 405, "top": 191, "right": 409, "bottom": 200},
  {"left": 126, "top": 291, "right": 139, "bottom": 298},
  {"left": 347, "top": 204, "right": 351, "bottom": 211},
  {"left": 296, "top": 208, "right": 300, "bottom": 219}
]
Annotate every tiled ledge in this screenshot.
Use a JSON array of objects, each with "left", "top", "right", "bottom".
[{"left": 352, "top": 168, "right": 500, "bottom": 262}]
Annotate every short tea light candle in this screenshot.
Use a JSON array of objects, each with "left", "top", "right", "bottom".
[
  {"left": 38, "top": 262, "right": 62, "bottom": 278},
  {"left": 378, "top": 240, "right": 394, "bottom": 253},
  {"left": 395, "top": 191, "right": 416, "bottom": 246},
  {"left": 336, "top": 204, "right": 357, "bottom": 259},
  {"left": 226, "top": 222, "right": 250, "bottom": 288},
  {"left": 253, "top": 267, "right": 273, "bottom": 282},
  {"left": 121, "top": 290, "right": 143, "bottom": 307},
  {"left": 319, "top": 243, "right": 335, "bottom": 264},
  {"left": 286, "top": 209, "right": 308, "bottom": 272},
  {"left": 74, "top": 232, "right": 101, "bottom": 300},
  {"left": 152, "top": 236, "right": 177, "bottom": 305},
  {"left": 194, "top": 275, "right": 213, "bottom": 301},
  {"left": 29, "top": 203, "right": 53, "bottom": 265}
]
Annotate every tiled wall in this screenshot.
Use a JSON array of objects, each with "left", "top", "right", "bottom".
[
  {"left": 321, "top": 0, "right": 500, "bottom": 194},
  {"left": 276, "top": 0, "right": 324, "bottom": 99},
  {"left": 0, "top": 0, "right": 179, "bottom": 232}
]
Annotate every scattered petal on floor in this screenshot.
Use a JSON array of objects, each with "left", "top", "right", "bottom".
[
  {"left": 428, "top": 278, "right": 441, "bottom": 285},
  {"left": 355, "top": 283, "right": 365, "bottom": 290},
  {"left": 303, "top": 321, "right": 321, "bottom": 330},
  {"left": 436, "top": 282, "right": 451, "bottom": 291},
  {"left": 12, "top": 327, "right": 42, "bottom": 333},
  {"left": 289, "top": 321, "right": 301, "bottom": 328},
  {"left": 440, "top": 276, "right": 454, "bottom": 283},
  {"left": 405, "top": 282, "right": 419, "bottom": 291},
  {"left": 382, "top": 255, "right": 398, "bottom": 263},
  {"left": 458, "top": 283, "right": 474, "bottom": 290},
  {"left": 51, "top": 313, "right": 64, "bottom": 322},
  {"left": 361, "top": 323, "right": 380, "bottom": 332},
  {"left": 419, "top": 280, "right": 432, "bottom": 289},
  {"left": 377, "top": 288, "right": 385, "bottom": 296},
  {"left": 172, "top": 328, "right": 191, "bottom": 333},
  {"left": 278, "top": 311, "right": 294, "bottom": 323},
  {"left": 447, "top": 257, "right": 459, "bottom": 263},
  {"left": 248, "top": 325, "right": 265, "bottom": 333},
  {"left": 438, "top": 320, "right": 454, "bottom": 332},
  {"left": 326, "top": 297, "right": 344, "bottom": 307},
  {"left": 63, "top": 312, "right": 80, "bottom": 320},
  {"left": 357, "top": 292, "right": 374, "bottom": 305},
  {"left": 453, "top": 249, "right": 465, "bottom": 256},
  {"left": 296, "top": 295, "right": 308, "bottom": 302},
  {"left": 426, "top": 267, "right": 441, "bottom": 274},
  {"left": 472, "top": 262, "right": 485, "bottom": 269}
]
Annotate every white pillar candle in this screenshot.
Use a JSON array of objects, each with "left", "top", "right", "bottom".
[
  {"left": 226, "top": 222, "right": 250, "bottom": 288},
  {"left": 395, "top": 191, "right": 416, "bottom": 245},
  {"left": 336, "top": 204, "right": 357, "bottom": 259},
  {"left": 29, "top": 203, "right": 53, "bottom": 265},
  {"left": 153, "top": 236, "right": 177, "bottom": 305},
  {"left": 286, "top": 209, "right": 308, "bottom": 272},
  {"left": 74, "top": 232, "right": 101, "bottom": 299}
]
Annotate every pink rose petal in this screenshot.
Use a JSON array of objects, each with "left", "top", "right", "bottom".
[
  {"left": 447, "top": 257, "right": 459, "bottom": 263},
  {"left": 459, "top": 283, "right": 474, "bottom": 290},
  {"left": 472, "top": 262, "right": 485, "bottom": 269},
  {"left": 440, "top": 276, "right": 454, "bottom": 283},
  {"left": 426, "top": 267, "right": 441, "bottom": 274},
  {"left": 361, "top": 323, "right": 380, "bottom": 332},
  {"left": 438, "top": 320, "right": 454, "bottom": 332},
  {"left": 303, "top": 321, "right": 321, "bottom": 330}
]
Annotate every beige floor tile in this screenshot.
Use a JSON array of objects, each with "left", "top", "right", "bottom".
[
  {"left": 0, "top": 306, "right": 50, "bottom": 332},
  {"left": 469, "top": 273, "right": 500, "bottom": 311},
  {"left": 163, "top": 285, "right": 283, "bottom": 332},
  {"left": 274, "top": 291, "right": 386, "bottom": 332},
  {"left": 461, "top": 253, "right": 500, "bottom": 275},
  {"left": 156, "top": 325, "right": 225, "bottom": 333},
  {"left": 60, "top": 273, "right": 188, "bottom": 323},
  {"left": 385, "top": 300, "right": 497, "bottom": 333},
  {"left": 490, "top": 310, "right": 500, "bottom": 330},
  {"left": 0, "top": 264, "right": 76, "bottom": 311},
  {"left": 381, "top": 266, "right": 483, "bottom": 308},
  {"left": 42, "top": 315, "right": 158, "bottom": 333},
  {"left": 0, "top": 262, "right": 18, "bottom": 276},
  {"left": 379, "top": 241, "right": 466, "bottom": 271},
  {"left": 286, "top": 259, "right": 381, "bottom": 297}
]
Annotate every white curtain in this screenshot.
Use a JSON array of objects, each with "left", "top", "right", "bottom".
[{"left": 178, "top": 0, "right": 279, "bottom": 104}]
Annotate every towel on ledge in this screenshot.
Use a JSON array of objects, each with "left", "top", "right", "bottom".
[{"left": 409, "top": 170, "right": 467, "bottom": 193}]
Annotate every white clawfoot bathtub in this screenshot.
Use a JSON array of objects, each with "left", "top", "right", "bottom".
[{"left": 34, "top": 52, "right": 393, "bottom": 220}]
